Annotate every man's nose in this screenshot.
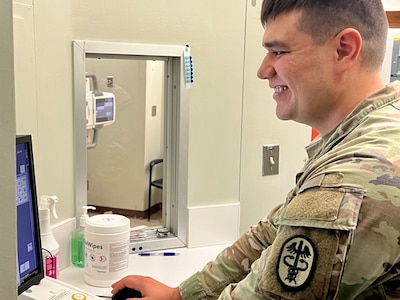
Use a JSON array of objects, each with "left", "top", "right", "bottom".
[{"left": 257, "top": 55, "right": 275, "bottom": 79}]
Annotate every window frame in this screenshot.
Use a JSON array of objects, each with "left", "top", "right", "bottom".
[{"left": 72, "top": 40, "right": 190, "bottom": 252}]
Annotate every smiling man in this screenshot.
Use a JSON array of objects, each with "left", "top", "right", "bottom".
[
  {"left": 257, "top": 2, "right": 387, "bottom": 136},
  {"left": 112, "top": 1, "right": 400, "bottom": 299}
]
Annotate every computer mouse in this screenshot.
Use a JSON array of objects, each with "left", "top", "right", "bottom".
[{"left": 111, "top": 287, "right": 142, "bottom": 299}]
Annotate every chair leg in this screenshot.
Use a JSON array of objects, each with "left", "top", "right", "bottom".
[{"left": 148, "top": 186, "right": 151, "bottom": 221}]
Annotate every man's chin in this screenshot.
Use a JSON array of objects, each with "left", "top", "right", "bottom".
[{"left": 275, "top": 110, "right": 291, "bottom": 121}]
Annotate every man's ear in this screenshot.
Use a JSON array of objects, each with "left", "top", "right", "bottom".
[{"left": 334, "top": 28, "right": 362, "bottom": 68}]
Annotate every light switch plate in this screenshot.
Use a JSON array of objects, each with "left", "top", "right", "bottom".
[{"left": 262, "top": 144, "right": 279, "bottom": 176}]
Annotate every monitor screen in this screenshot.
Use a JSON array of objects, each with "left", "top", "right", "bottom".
[
  {"left": 16, "top": 135, "right": 44, "bottom": 295},
  {"left": 95, "top": 95, "right": 115, "bottom": 124}
]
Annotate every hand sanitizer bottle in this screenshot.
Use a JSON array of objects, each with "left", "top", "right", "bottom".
[
  {"left": 39, "top": 195, "right": 60, "bottom": 279},
  {"left": 71, "top": 205, "right": 96, "bottom": 267}
]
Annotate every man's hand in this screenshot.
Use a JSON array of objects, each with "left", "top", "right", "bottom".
[{"left": 111, "top": 275, "right": 183, "bottom": 300}]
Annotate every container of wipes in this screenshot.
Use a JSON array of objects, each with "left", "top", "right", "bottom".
[{"left": 84, "top": 214, "right": 130, "bottom": 287}]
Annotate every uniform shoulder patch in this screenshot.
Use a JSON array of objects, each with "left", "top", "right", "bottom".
[{"left": 276, "top": 235, "right": 317, "bottom": 290}]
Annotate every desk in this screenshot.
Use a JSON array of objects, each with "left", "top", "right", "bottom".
[{"left": 59, "top": 244, "right": 229, "bottom": 298}]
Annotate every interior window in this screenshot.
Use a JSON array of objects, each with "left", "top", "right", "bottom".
[{"left": 73, "top": 40, "right": 190, "bottom": 252}]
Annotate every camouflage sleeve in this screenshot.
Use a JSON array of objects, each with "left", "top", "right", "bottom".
[
  {"left": 213, "top": 175, "right": 365, "bottom": 299},
  {"left": 179, "top": 205, "right": 281, "bottom": 299}
]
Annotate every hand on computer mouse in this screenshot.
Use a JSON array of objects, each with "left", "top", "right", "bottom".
[
  {"left": 111, "top": 286, "right": 142, "bottom": 299},
  {"left": 111, "top": 275, "right": 182, "bottom": 300}
]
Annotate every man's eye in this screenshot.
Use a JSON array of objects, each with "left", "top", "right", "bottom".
[
  {"left": 273, "top": 51, "right": 286, "bottom": 56},
  {"left": 266, "top": 49, "right": 287, "bottom": 57}
]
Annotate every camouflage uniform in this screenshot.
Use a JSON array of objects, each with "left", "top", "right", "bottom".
[{"left": 179, "top": 81, "right": 400, "bottom": 299}]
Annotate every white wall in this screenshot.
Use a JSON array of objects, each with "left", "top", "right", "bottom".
[
  {"left": 11, "top": 0, "right": 310, "bottom": 234},
  {"left": 144, "top": 61, "right": 164, "bottom": 209},
  {"left": 239, "top": 1, "right": 310, "bottom": 232},
  {"left": 383, "top": 0, "right": 400, "bottom": 11},
  {"left": 72, "top": 0, "right": 248, "bottom": 216},
  {"left": 11, "top": 0, "right": 247, "bottom": 223},
  {"left": 2, "top": 1, "right": 17, "bottom": 299},
  {"left": 16, "top": 0, "right": 75, "bottom": 220}
]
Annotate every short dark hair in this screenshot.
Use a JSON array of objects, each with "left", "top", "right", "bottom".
[{"left": 260, "top": 0, "right": 388, "bottom": 70}]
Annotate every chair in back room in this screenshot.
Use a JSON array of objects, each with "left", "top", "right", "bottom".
[{"left": 148, "top": 158, "right": 163, "bottom": 221}]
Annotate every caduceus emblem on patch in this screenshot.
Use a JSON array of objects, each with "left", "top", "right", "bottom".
[{"left": 276, "top": 235, "right": 317, "bottom": 290}]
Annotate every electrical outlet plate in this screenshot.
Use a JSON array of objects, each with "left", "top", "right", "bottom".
[
  {"left": 106, "top": 75, "right": 114, "bottom": 87},
  {"left": 262, "top": 144, "right": 279, "bottom": 176}
]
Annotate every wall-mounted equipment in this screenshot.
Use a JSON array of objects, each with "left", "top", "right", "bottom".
[
  {"left": 390, "top": 38, "right": 400, "bottom": 82},
  {"left": 86, "top": 92, "right": 115, "bottom": 128},
  {"left": 85, "top": 73, "right": 116, "bottom": 149}
]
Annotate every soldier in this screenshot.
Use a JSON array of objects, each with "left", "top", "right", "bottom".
[{"left": 112, "top": 0, "right": 400, "bottom": 299}]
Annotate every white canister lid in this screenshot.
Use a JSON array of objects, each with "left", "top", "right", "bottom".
[{"left": 86, "top": 214, "right": 130, "bottom": 234}]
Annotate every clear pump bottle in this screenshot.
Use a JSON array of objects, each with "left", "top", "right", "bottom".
[{"left": 71, "top": 205, "right": 96, "bottom": 267}]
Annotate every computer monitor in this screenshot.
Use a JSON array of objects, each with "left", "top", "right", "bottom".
[{"left": 16, "top": 135, "right": 44, "bottom": 295}]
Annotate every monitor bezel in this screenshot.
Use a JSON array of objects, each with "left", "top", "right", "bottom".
[{"left": 16, "top": 135, "right": 44, "bottom": 295}]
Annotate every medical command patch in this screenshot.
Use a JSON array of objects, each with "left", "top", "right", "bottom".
[{"left": 276, "top": 235, "right": 317, "bottom": 290}]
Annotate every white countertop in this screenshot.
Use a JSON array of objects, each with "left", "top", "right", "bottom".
[{"left": 59, "top": 244, "right": 229, "bottom": 298}]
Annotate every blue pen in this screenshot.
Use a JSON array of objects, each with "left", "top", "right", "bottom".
[{"left": 138, "top": 252, "right": 178, "bottom": 256}]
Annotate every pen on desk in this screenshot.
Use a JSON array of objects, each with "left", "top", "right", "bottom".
[{"left": 138, "top": 252, "right": 179, "bottom": 256}]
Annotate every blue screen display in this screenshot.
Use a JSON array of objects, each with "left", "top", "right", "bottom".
[{"left": 16, "top": 136, "right": 43, "bottom": 294}]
